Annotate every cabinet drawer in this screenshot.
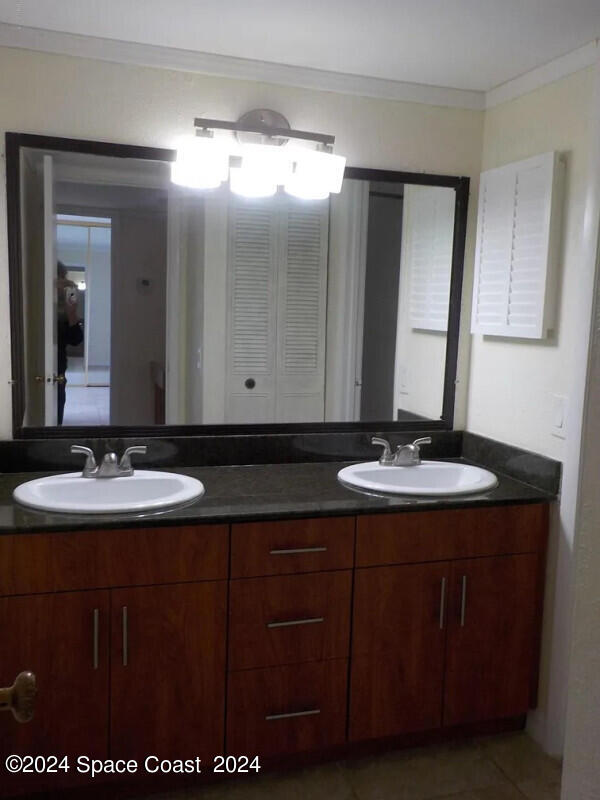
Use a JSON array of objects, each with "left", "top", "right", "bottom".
[
  {"left": 356, "top": 505, "right": 548, "bottom": 567},
  {"left": 227, "top": 659, "right": 348, "bottom": 757},
  {"left": 0, "top": 525, "right": 229, "bottom": 596},
  {"left": 231, "top": 517, "right": 354, "bottom": 578},
  {"left": 229, "top": 571, "right": 352, "bottom": 670}
]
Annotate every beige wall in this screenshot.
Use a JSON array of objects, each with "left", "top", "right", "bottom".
[
  {"left": 465, "top": 66, "right": 596, "bottom": 759},
  {"left": 466, "top": 67, "right": 594, "bottom": 460},
  {"left": 0, "top": 44, "right": 484, "bottom": 437}
]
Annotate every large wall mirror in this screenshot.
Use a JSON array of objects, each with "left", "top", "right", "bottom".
[{"left": 6, "top": 133, "right": 468, "bottom": 437}]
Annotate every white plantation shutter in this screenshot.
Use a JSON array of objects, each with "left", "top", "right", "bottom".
[
  {"left": 404, "top": 185, "right": 455, "bottom": 332},
  {"left": 277, "top": 199, "right": 329, "bottom": 421},
  {"left": 471, "top": 152, "right": 564, "bottom": 338},
  {"left": 226, "top": 199, "right": 278, "bottom": 422}
]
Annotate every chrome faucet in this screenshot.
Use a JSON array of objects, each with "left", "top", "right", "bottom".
[
  {"left": 371, "top": 436, "right": 432, "bottom": 467},
  {"left": 394, "top": 437, "right": 432, "bottom": 466},
  {"left": 70, "top": 445, "right": 147, "bottom": 478},
  {"left": 371, "top": 437, "right": 395, "bottom": 465}
]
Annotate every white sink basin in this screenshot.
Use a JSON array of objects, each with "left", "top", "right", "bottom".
[
  {"left": 338, "top": 460, "right": 498, "bottom": 496},
  {"left": 13, "top": 471, "right": 204, "bottom": 514}
]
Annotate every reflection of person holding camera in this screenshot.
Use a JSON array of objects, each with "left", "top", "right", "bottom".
[{"left": 56, "top": 261, "right": 83, "bottom": 425}]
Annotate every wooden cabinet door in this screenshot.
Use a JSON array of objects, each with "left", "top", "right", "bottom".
[
  {"left": 443, "top": 554, "right": 540, "bottom": 726},
  {"left": 0, "top": 591, "right": 110, "bottom": 796},
  {"left": 349, "top": 563, "right": 448, "bottom": 741},
  {"left": 109, "top": 581, "right": 227, "bottom": 762}
]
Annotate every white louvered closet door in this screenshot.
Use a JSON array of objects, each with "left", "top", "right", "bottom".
[
  {"left": 404, "top": 185, "right": 455, "bottom": 332},
  {"left": 225, "top": 195, "right": 329, "bottom": 424},
  {"left": 276, "top": 198, "right": 329, "bottom": 422},
  {"left": 226, "top": 199, "right": 278, "bottom": 423}
]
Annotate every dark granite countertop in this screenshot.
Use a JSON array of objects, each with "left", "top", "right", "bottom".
[{"left": 0, "top": 458, "right": 555, "bottom": 535}]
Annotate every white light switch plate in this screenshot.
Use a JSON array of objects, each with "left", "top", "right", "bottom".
[{"left": 550, "top": 393, "right": 567, "bottom": 439}]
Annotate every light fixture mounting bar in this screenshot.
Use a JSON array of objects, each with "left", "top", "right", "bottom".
[{"left": 193, "top": 117, "right": 335, "bottom": 147}]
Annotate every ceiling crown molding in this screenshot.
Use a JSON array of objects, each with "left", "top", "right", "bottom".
[
  {"left": 0, "top": 22, "right": 485, "bottom": 110},
  {"left": 0, "top": 23, "right": 597, "bottom": 113},
  {"left": 485, "top": 39, "right": 599, "bottom": 108}
]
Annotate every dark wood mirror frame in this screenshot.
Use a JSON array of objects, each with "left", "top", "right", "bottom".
[{"left": 6, "top": 132, "right": 469, "bottom": 440}]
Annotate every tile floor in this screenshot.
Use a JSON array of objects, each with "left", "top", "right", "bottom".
[
  {"left": 138, "top": 732, "right": 562, "bottom": 800},
  {"left": 62, "top": 386, "right": 110, "bottom": 425}
]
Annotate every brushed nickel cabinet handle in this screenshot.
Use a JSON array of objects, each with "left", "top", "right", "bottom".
[
  {"left": 460, "top": 576, "right": 467, "bottom": 627},
  {"left": 93, "top": 608, "right": 99, "bottom": 670},
  {"left": 265, "top": 708, "right": 321, "bottom": 721},
  {"left": 122, "top": 606, "right": 128, "bottom": 666},
  {"left": 439, "top": 577, "right": 447, "bottom": 630},
  {"left": 269, "top": 546, "right": 327, "bottom": 555},
  {"left": 0, "top": 672, "right": 37, "bottom": 723},
  {"left": 267, "top": 616, "right": 325, "bottom": 629}
]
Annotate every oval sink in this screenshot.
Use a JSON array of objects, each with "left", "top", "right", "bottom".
[
  {"left": 13, "top": 471, "right": 204, "bottom": 514},
  {"left": 338, "top": 460, "right": 498, "bottom": 496}
]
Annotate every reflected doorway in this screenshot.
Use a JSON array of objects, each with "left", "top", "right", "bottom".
[{"left": 56, "top": 215, "right": 111, "bottom": 425}]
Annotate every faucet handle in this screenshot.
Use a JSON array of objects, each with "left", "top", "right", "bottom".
[
  {"left": 412, "top": 437, "right": 432, "bottom": 448},
  {"left": 119, "top": 446, "right": 147, "bottom": 472},
  {"left": 371, "top": 437, "right": 394, "bottom": 465},
  {"left": 70, "top": 445, "right": 97, "bottom": 476}
]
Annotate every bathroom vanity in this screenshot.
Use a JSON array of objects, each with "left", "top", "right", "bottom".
[{"left": 0, "top": 453, "right": 552, "bottom": 798}]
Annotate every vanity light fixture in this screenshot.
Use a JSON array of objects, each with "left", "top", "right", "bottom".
[{"left": 170, "top": 109, "right": 346, "bottom": 200}]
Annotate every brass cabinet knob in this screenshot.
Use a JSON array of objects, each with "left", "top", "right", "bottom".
[{"left": 0, "top": 672, "right": 37, "bottom": 723}]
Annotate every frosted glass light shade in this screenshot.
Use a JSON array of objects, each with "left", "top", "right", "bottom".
[
  {"left": 229, "top": 145, "right": 288, "bottom": 198},
  {"left": 284, "top": 150, "right": 346, "bottom": 200},
  {"left": 229, "top": 166, "right": 277, "bottom": 198},
  {"left": 170, "top": 136, "right": 229, "bottom": 189}
]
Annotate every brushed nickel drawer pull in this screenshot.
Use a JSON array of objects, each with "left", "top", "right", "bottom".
[
  {"left": 93, "top": 608, "right": 99, "bottom": 670},
  {"left": 269, "top": 546, "right": 327, "bottom": 555},
  {"left": 460, "top": 576, "right": 467, "bottom": 627},
  {"left": 267, "top": 616, "right": 325, "bottom": 629},
  {"left": 122, "top": 606, "right": 128, "bottom": 666},
  {"left": 265, "top": 708, "right": 321, "bottom": 721},
  {"left": 439, "top": 577, "right": 446, "bottom": 630}
]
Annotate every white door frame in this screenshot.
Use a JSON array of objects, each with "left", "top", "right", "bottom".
[{"left": 560, "top": 53, "right": 600, "bottom": 796}]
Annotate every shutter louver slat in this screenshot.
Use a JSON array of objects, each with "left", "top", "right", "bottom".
[
  {"left": 282, "top": 207, "right": 325, "bottom": 372},
  {"left": 230, "top": 203, "right": 275, "bottom": 374}
]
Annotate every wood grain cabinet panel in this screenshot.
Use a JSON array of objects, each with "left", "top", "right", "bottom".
[
  {"left": 227, "top": 659, "right": 348, "bottom": 758},
  {"left": 109, "top": 581, "right": 227, "bottom": 762},
  {"left": 231, "top": 517, "right": 355, "bottom": 578},
  {"left": 229, "top": 571, "right": 352, "bottom": 670},
  {"left": 0, "top": 591, "right": 110, "bottom": 797},
  {"left": 443, "top": 553, "right": 540, "bottom": 726},
  {"left": 356, "top": 504, "right": 548, "bottom": 567},
  {"left": 349, "top": 563, "right": 448, "bottom": 741},
  {"left": 0, "top": 524, "right": 229, "bottom": 595}
]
